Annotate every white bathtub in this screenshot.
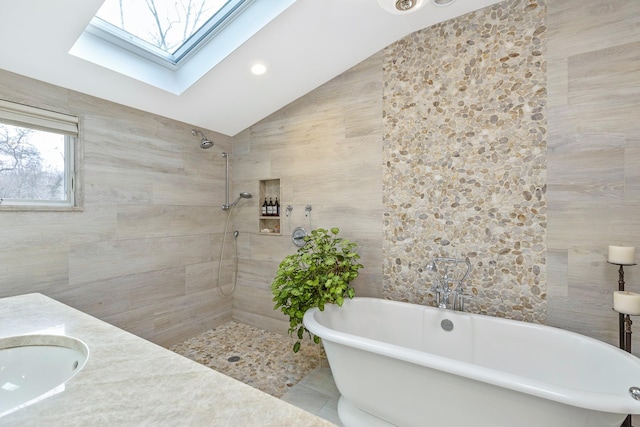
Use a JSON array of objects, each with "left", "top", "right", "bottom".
[{"left": 303, "top": 297, "right": 640, "bottom": 427}]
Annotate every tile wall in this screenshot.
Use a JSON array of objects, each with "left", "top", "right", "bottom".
[
  {"left": 0, "top": 70, "right": 234, "bottom": 346},
  {"left": 546, "top": 0, "right": 640, "bottom": 350},
  {"left": 382, "top": 0, "right": 547, "bottom": 322},
  {"left": 231, "top": 56, "right": 384, "bottom": 334},
  {"left": 233, "top": 0, "right": 640, "bottom": 355}
]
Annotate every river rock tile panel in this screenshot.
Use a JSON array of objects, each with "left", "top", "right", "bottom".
[{"left": 382, "top": 0, "right": 547, "bottom": 323}]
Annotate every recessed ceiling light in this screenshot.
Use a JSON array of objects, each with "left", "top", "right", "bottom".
[
  {"left": 251, "top": 63, "right": 267, "bottom": 76},
  {"left": 396, "top": 0, "right": 417, "bottom": 11},
  {"left": 377, "top": 0, "right": 425, "bottom": 14}
]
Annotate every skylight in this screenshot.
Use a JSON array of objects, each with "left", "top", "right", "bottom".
[
  {"left": 70, "top": 0, "right": 296, "bottom": 94},
  {"left": 92, "top": 0, "right": 247, "bottom": 67}
]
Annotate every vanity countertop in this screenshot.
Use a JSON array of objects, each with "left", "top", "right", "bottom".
[{"left": 0, "top": 293, "right": 335, "bottom": 426}]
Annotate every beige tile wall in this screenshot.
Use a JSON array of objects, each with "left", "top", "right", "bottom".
[
  {"left": 546, "top": 0, "right": 640, "bottom": 353},
  {"left": 233, "top": 0, "right": 640, "bottom": 357},
  {"left": 0, "top": 70, "right": 234, "bottom": 347},
  {"left": 231, "top": 55, "right": 384, "bottom": 334}
]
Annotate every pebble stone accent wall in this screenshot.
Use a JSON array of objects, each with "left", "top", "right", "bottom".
[{"left": 382, "top": 0, "right": 547, "bottom": 322}]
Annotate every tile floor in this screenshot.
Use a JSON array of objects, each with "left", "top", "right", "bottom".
[
  {"left": 169, "top": 321, "right": 323, "bottom": 398},
  {"left": 281, "top": 366, "right": 342, "bottom": 426},
  {"left": 169, "top": 320, "right": 341, "bottom": 425}
]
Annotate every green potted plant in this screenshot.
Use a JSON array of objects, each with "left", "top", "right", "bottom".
[{"left": 271, "top": 227, "right": 363, "bottom": 352}]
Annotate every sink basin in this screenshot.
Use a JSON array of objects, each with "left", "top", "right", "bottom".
[{"left": 0, "top": 334, "right": 89, "bottom": 417}]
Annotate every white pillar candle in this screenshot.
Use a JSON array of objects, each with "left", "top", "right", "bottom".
[
  {"left": 613, "top": 291, "right": 640, "bottom": 315},
  {"left": 608, "top": 245, "right": 635, "bottom": 265}
]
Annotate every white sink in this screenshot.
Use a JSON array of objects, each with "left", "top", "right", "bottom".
[{"left": 0, "top": 334, "right": 89, "bottom": 417}]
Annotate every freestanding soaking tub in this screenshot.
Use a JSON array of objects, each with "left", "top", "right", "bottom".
[{"left": 303, "top": 297, "right": 640, "bottom": 427}]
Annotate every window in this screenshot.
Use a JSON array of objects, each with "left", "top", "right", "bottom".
[
  {"left": 70, "top": 0, "right": 296, "bottom": 94},
  {"left": 92, "top": 0, "right": 248, "bottom": 67},
  {"left": 0, "top": 100, "right": 78, "bottom": 209}
]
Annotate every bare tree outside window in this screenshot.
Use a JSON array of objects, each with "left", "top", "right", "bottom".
[
  {"left": 96, "top": 0, "right": 228, "bottom": 54},
  {"left": 0, "top": 124, "right": 66, "bottom": 201}
]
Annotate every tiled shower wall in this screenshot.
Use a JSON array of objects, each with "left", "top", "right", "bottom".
[
  {"left": 231, "top": 57, "right": 384, "bottom": 333},
  {"left": 382, "top": 0, "right": 547, "bottom": 322},
  {"left": 0, "top": 70, "right": 234, "bottom": 347}
]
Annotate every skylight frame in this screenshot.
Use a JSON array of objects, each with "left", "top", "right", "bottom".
[
  {"left": 88, "top": 0, "right": 253, "bottom": 70},
  {"left": 71, "top": 0, "right": 298, "bottom": 95}
]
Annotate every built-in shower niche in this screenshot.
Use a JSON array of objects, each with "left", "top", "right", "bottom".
[{"left": 259, "top": 178, "right": 281, "bottom": 235}]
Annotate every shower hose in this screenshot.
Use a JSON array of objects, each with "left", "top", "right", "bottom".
[{"left": 217, "top": 204, "right": 240, "bottom": 297}]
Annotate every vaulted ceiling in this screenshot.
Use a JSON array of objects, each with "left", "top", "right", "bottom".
[{"left": 0, "top": 0, "right": 502, "bottom": 136}]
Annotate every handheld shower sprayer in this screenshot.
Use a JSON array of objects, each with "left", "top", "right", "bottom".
[
  {"left": 218, "top": 191, "right": 253, "bottom": 298},
  {"left": 224, "top": 192, "right": 252, "bottom": 210},
  {"left": 192, "top": 129, "right": 214, "bottom": 149}
]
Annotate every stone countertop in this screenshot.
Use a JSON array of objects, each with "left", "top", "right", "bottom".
[{"left": 0, "top": 293, "right": 335, "bottom": 426}]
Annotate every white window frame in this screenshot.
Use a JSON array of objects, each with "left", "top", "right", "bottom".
[
  {"left": 0, "top": 100, "right": 80, "bottom": 211},
  {"left": 89, "top": 0, "right": 253, "bottom": 69},
  {"left": 70, "top": 0, "right": 297, "bottom": 95}
]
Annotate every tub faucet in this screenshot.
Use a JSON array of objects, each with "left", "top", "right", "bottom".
[
  {"left": 423, "top": 257, "right": 472, "bottom": 311},
  {"left": 439, "top": 286, "right": 454, "bottom": 309}
]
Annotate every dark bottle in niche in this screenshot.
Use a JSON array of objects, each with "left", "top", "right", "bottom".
[
  {"left": 262, "top": 198, "right": 268, "bottom": 216},
  {"left": 275, "top": 197, "right": 280, "bottom": 217},
  {"left": 268, "top": 197, "right": 274, "bottom": 216}
]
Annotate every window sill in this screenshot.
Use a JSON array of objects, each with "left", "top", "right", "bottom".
[{"left": 0, "top": 205, "right": 84, "bottom": 212}]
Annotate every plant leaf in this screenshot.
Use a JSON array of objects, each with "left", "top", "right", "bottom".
[{"left": 271, "top": 226, "right": 362, "bottom": 354}]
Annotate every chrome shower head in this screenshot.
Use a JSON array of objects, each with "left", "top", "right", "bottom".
[
  {"left": 226, "top": 192, "right": 253, "bottom": 209},
  {"left": 192, "top": 129, "right": 214, "bottom": 149}
]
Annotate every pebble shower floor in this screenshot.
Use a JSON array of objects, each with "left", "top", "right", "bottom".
[{"left": 169, "top": 321, "right": 323, "bottom": 398}]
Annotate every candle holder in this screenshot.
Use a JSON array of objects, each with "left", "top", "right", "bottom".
[
  {"left": 609, "top": 261, "right": 637, "bottom": 427},
  {"left": 609, "top": 262, "right": 637, "bottom": 350}
]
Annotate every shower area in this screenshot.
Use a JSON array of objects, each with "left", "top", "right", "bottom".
[
  {"left": 164, "top": 130, "right": 332, "bottom": 420},
  {"left": 192, "top": 129, "right": 252, "bottom": 297},
  {"left": 173, "top": 28, "right": 385, "bottom": 413}
]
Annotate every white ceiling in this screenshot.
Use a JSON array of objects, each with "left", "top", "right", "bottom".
[{"left": 0, "top": 0, "right": 502, "bottom": 137}]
